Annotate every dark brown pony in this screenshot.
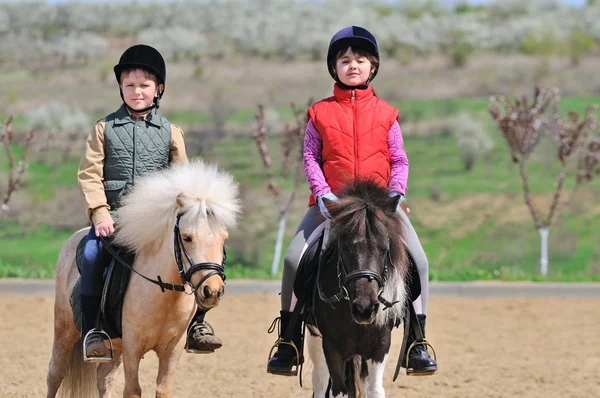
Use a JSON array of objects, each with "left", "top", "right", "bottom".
[{"left": 306, "top": 180, "right": 408, "bottom": 398}]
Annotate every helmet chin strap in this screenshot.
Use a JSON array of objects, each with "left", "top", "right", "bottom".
[
  {"left": 119, "top": 90, "right": 161, "bottom": 114},
  {"left": 333, "top": 69, "right": 374, "bottom": 91},
  {"left": 335, "top": 77, "right": 371, "bottom": 91}
]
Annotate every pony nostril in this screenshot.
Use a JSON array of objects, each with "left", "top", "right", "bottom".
[
  {"left": 352, "top": 299, "right": 378, "bottom": 318},
  {"left": 203, "top": 285, "right": 210, "bottom": 299},
  {"left": 218, "top": 286, "right": 224, "bottom": 297}
]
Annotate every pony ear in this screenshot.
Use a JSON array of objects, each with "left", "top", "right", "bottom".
[
  {"left": 322, "top": 197, "right": 341, "bottom": 216},
  {"left": 385, "top": 194, "right": 401, "bottom": 215},
  {"left": 176, "top": 192, "right": 188, "bottom": 209}
]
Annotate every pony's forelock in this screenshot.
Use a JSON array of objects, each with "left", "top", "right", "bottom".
[
  {"left": 112, "top": 160, "right": 241, "bottom": 253},
  {"left": 332, "top": 180, "right": 408, "bottom": 327}
]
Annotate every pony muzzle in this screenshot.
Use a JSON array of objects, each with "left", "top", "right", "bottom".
[
  {"left": 350, "top": 297, "right": 380, "bottom": 324},
  {"left": 196, "top": 274, "right": 225, "bottom": 308}
]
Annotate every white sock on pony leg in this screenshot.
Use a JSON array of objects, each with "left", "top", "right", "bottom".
[
  {"left": 307, "top": 333, "right": 329, "bottom": 398},
  {"left": 366, "top": 354, "right": 389, "bottom": 398},
  {"left": 412, "top": 294, "right": 423, "bottom": 315}
]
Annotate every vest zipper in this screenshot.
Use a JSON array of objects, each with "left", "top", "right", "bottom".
[
  {"left": 132, "top": 122, "right": 137, "bottom": 185},
  {"left": 352, "top": 89, "right": 357, "bottom": 181}
]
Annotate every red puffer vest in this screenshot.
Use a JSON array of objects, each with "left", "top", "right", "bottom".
[{"left": 307, "top": 83, "right": 399, "bottom": 205}]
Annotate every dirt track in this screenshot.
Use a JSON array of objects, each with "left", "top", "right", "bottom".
[{"left": 1, "top": 294, "right": 599, "bottom": 398}]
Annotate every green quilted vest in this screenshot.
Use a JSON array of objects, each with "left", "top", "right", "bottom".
[{"left": 102, "top": 104, "right": 171, "bottom": 219}]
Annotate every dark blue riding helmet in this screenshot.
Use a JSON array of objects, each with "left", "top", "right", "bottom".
[{"left": 327, "top": 26, "right": 380, "bottom": 81}]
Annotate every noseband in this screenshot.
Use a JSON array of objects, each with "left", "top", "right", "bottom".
[
  {"left": 173, "top": 213, "right": 226, "bottom": 306},
  {"left": 317, "top": 220, "right": 399, "bottom": 310},
  {"left": 99, "top": 212, "right": 227, "bottom": 308}
]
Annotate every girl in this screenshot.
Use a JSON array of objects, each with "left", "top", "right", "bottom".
[{"left": 267, "top": 26, "right": 437, "bottom": 376}]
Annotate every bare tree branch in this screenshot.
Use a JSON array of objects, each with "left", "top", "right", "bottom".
[
  {"left": 252, "top": 104, "right": 280, "bottom": 203},
  {"left": 488, "top": 86, "right": 558, "bottom": 164},
  {"left": 251, "top": 99, "right": 312, "bottom": 275},
  {"left": 518, "top": 160, "right": 543, "bottom": 229},
  {"left": 1, "top": 116, "right": 35, "bottom": 214}
]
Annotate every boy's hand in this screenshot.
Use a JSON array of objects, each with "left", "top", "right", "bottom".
[{"left": 95, "top": 220, "right": 115, "bottom": 237}]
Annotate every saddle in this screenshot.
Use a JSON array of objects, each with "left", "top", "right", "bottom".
[{"left": 70, "top": 234, "right": 134, "bottom": 339}]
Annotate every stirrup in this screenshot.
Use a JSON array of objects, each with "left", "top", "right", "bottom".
[
  {"left": 267, "top": 338, "right": 300, "bottom": 376},
  {"left": 405, "top": 339, "right": 437, "bottom": 376},
  {"left": 83, "top": 329, "right": 114, "bottom": 363}
]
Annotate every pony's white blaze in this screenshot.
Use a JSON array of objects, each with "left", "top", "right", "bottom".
[
  {"left": 307, "top": 333, "right": 330, "bottom": 398},
  {"left": 367, "top": 355, "right": 389, "bottom": 398},
  {"left": 47, "top": 160, "right": 240, "bottom": 398}
]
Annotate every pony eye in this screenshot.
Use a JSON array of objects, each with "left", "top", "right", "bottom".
[
  {"left": 206, "top": 207, "right": 213, "bottom": 215},
  {"left": 182, "top": 235, "right": 193, "bottom": 243}
]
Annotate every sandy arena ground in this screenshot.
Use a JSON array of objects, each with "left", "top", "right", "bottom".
[{"left": 0, "top": 294, "right": 598, "bottom": 398}]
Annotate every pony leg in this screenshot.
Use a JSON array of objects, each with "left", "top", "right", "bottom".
[
  {"left": 96, "top": 350, "right": 123, "bottom": 398},
  {"left": 155, "top": 339, "right": 186, "bottom": 398},
  {"left": 307, "top": 334, "right": 329, "bottom": 398},
  {"left": 122, "top": 344, "right": 144, "bottom": 398},
  {"left": 322, "top": 340, "right": 348, "bottom": 398},
  {"left": 366, "top": 354, "right": 389, "bottom": 398},
  {"left": 46, "top": 318, "right": 83, "bottom": 397}
]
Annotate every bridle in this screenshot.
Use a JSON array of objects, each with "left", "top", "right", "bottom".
[
  {"left": 173, "top": 213, "right": 226, "bottom": 307},
  {"left": 316, "top": 220, "right": 399, "bottom": 310},
  {"left": 100, "top": 212, "right": 226, "bottom": 308}
]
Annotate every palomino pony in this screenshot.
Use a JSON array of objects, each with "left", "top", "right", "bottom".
[
  {"left": 46, "top": 160, "right": 241, "bottom": 398},
  {"left": 305, "top": 181, "right": 409, "bottom": 398}
]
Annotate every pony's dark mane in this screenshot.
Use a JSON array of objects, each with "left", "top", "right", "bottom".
[{"left": 331, "top": 180, "right": 406, "bottom": 268}]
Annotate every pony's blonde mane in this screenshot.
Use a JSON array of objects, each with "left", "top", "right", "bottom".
[{"left": 113, "top": 160, "right": 241, "bottom": 253}]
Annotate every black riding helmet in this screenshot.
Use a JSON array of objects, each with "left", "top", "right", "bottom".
[
  {"left": 114, "top": 44, "right": 166, "bottom": 111},
  {"left": 327, "top": 26, "right": 380, "bottom": 85}
]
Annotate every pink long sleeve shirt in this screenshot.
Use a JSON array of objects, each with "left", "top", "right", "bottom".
[{"left": 304, "top": 119, "right": 409, "bottom": 198}]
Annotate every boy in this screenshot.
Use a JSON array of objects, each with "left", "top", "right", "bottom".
[{"left": 78, "top": 44, "right": 221, "bottom": 361}]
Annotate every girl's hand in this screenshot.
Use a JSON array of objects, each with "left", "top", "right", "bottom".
[
  {"left": 95, "top": 220, "right": 115, "bottom": 237},
  {"left": 317, "top": 192, "right": 339, "bottom": 219}
]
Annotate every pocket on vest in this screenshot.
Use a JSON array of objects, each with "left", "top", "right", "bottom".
[{"left": 104, "top": 180, "right": 128, "bottom": 209}]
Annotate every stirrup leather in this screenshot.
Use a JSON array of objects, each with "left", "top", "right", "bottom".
[
  {"left": 267, "top": 338, "right": 301, "bottom": 376},
  {"left": 405, "top": 339, "right": 437, "bottom": 376},
  {"left": 83, "top": 329, "right": 114, "bottom": 362}
]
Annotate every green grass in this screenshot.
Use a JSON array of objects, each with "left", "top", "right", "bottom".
[
  {"left": 0, "top": 224, "right": 73, "bottom": 278},
  {"left": 2, "top": 95, "right": 600, "bottom": 280}
]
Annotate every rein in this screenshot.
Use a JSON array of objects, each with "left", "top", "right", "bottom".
[
  {"left": 99, "top": 213, "right": 226, "bottom": 306},
  {"left": 316, "top": 220, "right": 400, "bottom": 310}
]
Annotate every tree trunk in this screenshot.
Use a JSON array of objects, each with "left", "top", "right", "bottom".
[
  {"left": 538, "top": 227, "right": 549, "bottom": 276},
  {"left": 270, "top": 212, "right": 287, "bottom": 276}
]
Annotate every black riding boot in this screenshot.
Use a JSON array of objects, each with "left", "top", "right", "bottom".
[
  {"left": 81, "top": 293, "right": 110, "bottom": 361},
  {"left": 406, "top": 314, "right": 438, "bottom": 376},
  {"left": 267, "top": 310, "right": 304, "bottom": 376}
]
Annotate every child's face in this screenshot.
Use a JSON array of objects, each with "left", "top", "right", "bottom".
[
  {"left": 120, "top": 70, "right": 163, "bottom": 112},
  {"left": 334, "top": 48, "right": 374, "bottom": 87}
]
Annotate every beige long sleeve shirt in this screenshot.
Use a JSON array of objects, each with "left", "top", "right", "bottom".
[{"left": 78, "top": 117, "right": 187, "bottom": 225}]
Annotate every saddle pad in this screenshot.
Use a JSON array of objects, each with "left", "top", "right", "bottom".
[
  {"left": 71, "top": 234, "right": 133, "bottom": 338},
  {"left": 293, "top": 222, "right": 327, "bottom": 302}
]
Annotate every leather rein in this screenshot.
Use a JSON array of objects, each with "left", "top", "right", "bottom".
[{"left": 99, "top": 212, "right": 226, "bottom": 307}]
